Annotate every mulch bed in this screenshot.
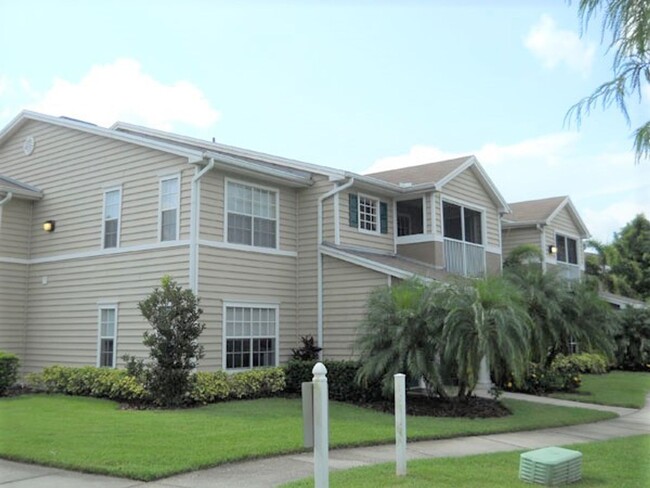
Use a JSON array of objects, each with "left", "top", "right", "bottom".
[{"left": 364, "top": 394, "right": 512, "bottom": 418}]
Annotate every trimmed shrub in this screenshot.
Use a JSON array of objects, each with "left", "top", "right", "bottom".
[
  {"left": 0, "top": 352, "right": 19, "bottom": 395},
  {"left": 552, "top": 353, "right": 609, "bottom": 374},
  {"left": 27, "top": 366, "right": 148, "bottom": 403},
  {"left": 614, "top": 307, "right": 650, "bottom": 371},
  {"left": 190, "top": 368, "right": 285, "bottom": 404},
  {"left": 285, "top": 360, "right": 384, "bottom": 403},
  {"left": 503, "top": 362, "right": 581, "bottom": 395},
  {"left": 190, "top": 371, "right": 230, "bottom": 404}
]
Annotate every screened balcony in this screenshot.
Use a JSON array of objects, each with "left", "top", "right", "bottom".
[{"left": 443, "top": 201, "right": 485, "bottom": 277}]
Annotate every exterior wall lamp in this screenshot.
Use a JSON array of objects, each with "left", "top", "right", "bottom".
[
  {"left": 43, "top": 220, "right": 55, "bottom": 232},
  {"left": 548, "top": 245, "right": 557, "bottom": 255}
]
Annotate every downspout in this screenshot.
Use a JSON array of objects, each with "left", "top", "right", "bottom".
[
  {"left": 189, "top": 157, "right": 215, "bottom": 292},
  {"left": 0, "top": 191, "right": 13, "bottom": 206},
  {"left": 317, "top": 177, "right": 354, "bottom": 358}
]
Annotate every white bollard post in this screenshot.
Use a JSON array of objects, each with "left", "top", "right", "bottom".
[
  {"left": 394, "top": 373, "right": 407, "bottom": 476},
  {"left": 312, "top": 362, "right": 329, "bottom": 488}
]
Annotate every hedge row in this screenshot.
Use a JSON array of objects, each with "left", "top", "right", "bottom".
[
  {"left": 0, "top": 351, "right": 19, "bottom": 395},
  {"left": 284, "top": 359, "right": 385, "bottom": 403},
  {"left": 503, "top": 361, "right": 582, "bottom": 395},
  {"left": 553, "top": 353, "right": 609, "bottom": 374},
  {"left": 27, "top": 365, "right": 286, "bottom": 405}
]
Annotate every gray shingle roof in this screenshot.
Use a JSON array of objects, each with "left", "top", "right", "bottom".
[
  {"left": 504, "top": 196, "right": 568, "bottom": 223},
  {"left": 366, "top": 156, "right": 472, "bottom": 186}
]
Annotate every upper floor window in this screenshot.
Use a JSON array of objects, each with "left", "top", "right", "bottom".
[
  {"left": 160, "top": 176, "right": 180, "bottom": 242},
  {"left": 556, "top": 234, "right": 578, "bottom": 264},
  {"left": 396, "top": 198, "right": 424, "bottom": 236},
  {"left": 349, "top": 193, "right": 388, "bottom": 234},
  {"left": 443, "top": 201, "right": 483, "bottom": 245},
  {"left": 98, "top": 306, "right": 117, "bottom": 368},
  {"left": 103, "top": 188, "right": 121, "bottom": 249},
  {"left": 226, "top": 180, "right": 277, "bottom": 249},
  {"left": 224, "top": 304, "right": 277, "bottom": 370}
]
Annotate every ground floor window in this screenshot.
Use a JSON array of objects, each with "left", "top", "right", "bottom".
[
  {"left": 224, "top": 304, "right": 277, "bottom": 369},
  {"left": 98, "top": 306, "right": 117, "bottom": 368}
]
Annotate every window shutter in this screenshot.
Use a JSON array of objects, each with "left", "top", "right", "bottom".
[
  {"left": 380, "top": 201, "right": 388, "bottom": 234},
  {"left": 349, "top": 193, "right": 358, "bottom": 227}
]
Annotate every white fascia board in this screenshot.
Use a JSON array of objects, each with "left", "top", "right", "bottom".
[
  {"left": 320, "top": 245, "right": 431, "bottom": 282},
  {"left": 501, "top": 220, "right": 542, "bottom": 229},
  {"left": 111, "top": 121, "right": 346, "bottom": 179},
  {"left": 0, "top": 186, "right": 42, "bottom": 200},
  {"left": 0, "top": 111, "right": 205, "bottom": 161}
]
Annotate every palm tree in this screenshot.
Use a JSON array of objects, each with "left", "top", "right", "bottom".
[
  {"left": 442, "top": 276, "right": 531, "bottom": 399},
  {"left": 356, "top": 279, "right": 448, "bottom": 398}
]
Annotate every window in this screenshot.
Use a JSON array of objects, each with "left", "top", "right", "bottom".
[
  {"left": 443, "top": 201, "right": 483, "bottom": 244},
  {"left": 396, "top": 198, "right": 424, "bottom": 236},
  {"left": 160, "top": 176, "right": 180, "bottom": 241},
  {"left": 359, "top": 195, "right": 379, "bottom": 232},
  {"left": 556, "top": 234, "right": 578, "bottom": 264},
  {"left": 103, "top": 188, "right": 121, "bottom": 248},
  {"left": 224, "top": 305, "right": 277, "bottom": 369},
  {"left": 226, "top": 181, "right": 277, "bottom": 248},
  {"left": 98, "top": 306, "right": 117, "bottom": 368}
]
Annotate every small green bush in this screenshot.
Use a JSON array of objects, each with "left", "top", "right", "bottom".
[
  {"left": 553, "top": 353, "right": 609, "bottom": 374},
  {"left": 503, "top": 362, "right": 581, "bottom": 395},
  {"left": 0, "top": 351, "right": 19, "bottom": 395},
  {"left": 285, "top": 360, "right": 384, "bottom": 403},
  {"left": 189, "top": 371, "right": 231, "bottom": 404},
  {"left": 27, "top": 366, "right": 148, "bottom": 403},
  {"left": 229, "top": 368, "right": 286, "bottom": 399}
]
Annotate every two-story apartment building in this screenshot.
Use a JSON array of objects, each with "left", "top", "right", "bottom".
[
  {"left": 0, "top": 111, "right": 550, "bottom": 375},
  {"left": 501, "top": 196, "right": 590, "bottom": 279}
]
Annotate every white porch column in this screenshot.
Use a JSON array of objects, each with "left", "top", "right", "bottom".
[{"left": 477, "top": 356, "right": 493, "bottom": 391}]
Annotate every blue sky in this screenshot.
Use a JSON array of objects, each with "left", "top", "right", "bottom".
[{"left": 1, "top": 1, "right": 648, "bottom": 242}]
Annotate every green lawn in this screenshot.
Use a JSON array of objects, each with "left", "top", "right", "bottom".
[
  {"left": 549, "top": 371, "right": 650, "bottom": 408},
  {"left": 0, "top": 394, "right": 616, "bottom": 480},
  {"left": 283, "top": 435, "right": 650, "bottom": 488}
]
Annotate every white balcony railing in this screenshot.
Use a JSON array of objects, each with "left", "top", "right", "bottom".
[
  {"left": 444, "top": 238, "right": 486, "bottom": 277},
  {"left": 556, "top": 263, "right": 581, "bottom": 281}
]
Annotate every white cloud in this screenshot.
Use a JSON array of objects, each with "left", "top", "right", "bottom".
[
  {"left": 28, "top": 59, "right": 219, "bottom": 130},
  {"left": 365, "top": 133, "right": 649, "bottom": 243},
  {"left": 525, "top": 14, "right": 595, "bottom": 76}
]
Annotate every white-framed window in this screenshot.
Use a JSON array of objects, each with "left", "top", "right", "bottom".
[
  {"left": 159, "top": 175, "right": 180, "bottom": 242},
  {"left": 97, "top": 305, "right": 117, "bottom": 368},
  {"left": 226, "top": 180, "right": 278, "bottom": 249},
  {"left": 556, "top": 234, "right": 578, "bottom": 265},
  {"left": 102, "top": 187, "right": 122, "bottom": 249},
  {"left": 442, "top": 200, "right": 483, "bottom": 245},
  {"left": 358, "top": 195, "right": 379, "bottom": 233},
  {"left": 223, "top": 303, "right": 278, "bottom": 370}
]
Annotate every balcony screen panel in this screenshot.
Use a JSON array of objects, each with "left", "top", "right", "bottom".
[{"left": 443, "top": 202, "right": 462, "bottom": 240}]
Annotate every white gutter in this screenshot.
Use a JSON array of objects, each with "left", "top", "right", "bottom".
[
  {"left": 0, "top": 192, "right": 13, "bottom": 206},
  {"left": 189, "top": 157, "right": 214, "bottom": 292},
  {"left": 317, "top": 177, "right": 354, "bottom": 358}
]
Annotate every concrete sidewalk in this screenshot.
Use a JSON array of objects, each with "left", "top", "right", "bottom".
[{"left": 1, "top": 394, "right": 648, "bottom": 488}]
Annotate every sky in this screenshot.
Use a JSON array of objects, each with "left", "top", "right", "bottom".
[{"left": 1, "top": 0, "right": 648, "bottom": 243}]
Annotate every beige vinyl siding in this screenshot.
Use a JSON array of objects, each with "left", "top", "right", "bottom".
[
  {"left": 546, "top": 206, "right": 584, "bottom": 267},
  {"left": 21, "top": 247, "right": 188, "bottom": 373},
  {"left": 502, "top": 226, "right": 542, "bottom": 258},
  {"left": 486, "top": 252, "right": 502, "bottom": 275},
  {"left": 396, "top": 242, "right": 436, "bottom": 265},
  {"left": 0, "top": 199, "right": 32, "bottom": 259},
  {"left": 435, "top": 167, "right": 500, "bottom": 247},
  {"left": 322, "top": 255, "right": 387, "bottom": 359},
  {"left": 198, "top": 170, "right": 298, "bottom": 252},
  {"left": 0, "top": 120, "right": 191, "bottom": 258},
  {"left": 296, "top": 177, "right": 333, "bottom": 341},
  {"left": 197, "top": 246, "right": 297, "bottom": 370},
  {"left": 339, "top": 189, "right": 394, "bottom": 252},
  {"left": 0, "top": 262, "right": 28, "bottom": 357}
]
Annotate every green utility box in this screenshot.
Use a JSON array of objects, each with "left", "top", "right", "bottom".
[{"left": 519, "top": 446, "right": 582, "bottom": 486}]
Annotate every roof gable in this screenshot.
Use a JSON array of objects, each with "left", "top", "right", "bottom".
[{"left": 503, "top": 196, "right": 590, "bottom": 238}]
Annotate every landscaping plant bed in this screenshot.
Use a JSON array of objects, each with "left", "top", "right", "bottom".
[{"left": 365, "top": 394, "right": 511, "bottom": 418}]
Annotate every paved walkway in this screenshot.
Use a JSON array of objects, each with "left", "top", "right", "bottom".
[{"left": 1, "top": 394, "right": 648, "bottom": 487}]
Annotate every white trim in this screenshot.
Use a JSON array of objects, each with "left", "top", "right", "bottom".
[
  {"left": 387, "top": 274, "right": 392, "bottom": 286},
  {"left": 396, "top": 234, "right": 439, "bottom": 245},
  {"left": 547, "top": 197, "right": 590, "bottom": 238},
  {"left": 432, "top": 192, "right": 440, "bottom": 238},
  {"left": 357, "top": 193, "right": 381, "bottom": 235},
  {"left": 158, "top": 173, "right": 181, "bottom": 242},
  {"left": 392, "top": 199, "right": 397, "bottom": 254},
  {"left": 102, "top": 185, "right": 122, "bottom": 249},
  {"left": 395, "top": 195, "right": 426, "bottom": 239},
  {"left": 553, "top": 231, "right": 581, "bottom": 266},
  {"left": 334, "top": 192, "right": 340, "bottom": 245},
  {"left": 199, "top": 239, "right": 297, "bottom": 257},
  {"left": 485, "top": 245, "right": 502, "bottom": 255},
  {"left": 222, "top": 302, "right": 280, "bottom": 371},
  {"left": 0, "top": 240, "right": 190, "bottom": 265},
  {"left": 440, "top": 197, "right": 486, "bottom": 246},
  {"left": 224, "top": 177, "right": 280, "bottom": 250},
  {"left": 96, "top": 298, "right": 119, "bottom": 305},
  {"left": 97, "top": 304, "right": 118, "bottom": 368},
  {"left": 320, "top": 245, "right": 432, "bottom": 282}
]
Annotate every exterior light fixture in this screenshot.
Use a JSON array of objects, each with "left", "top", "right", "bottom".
[
  {"left": 548, "top": 245, "right": 557, "bottom": 255},
  {"left": 43, "top": 220, "right": 55, "bottom": 232}
]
